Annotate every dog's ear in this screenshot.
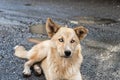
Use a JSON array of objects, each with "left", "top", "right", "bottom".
[
  {"left": 46, "top": 18, "right": 60, "bottom": 38},
  {"left": 74, "top": 26, "right": 88, "bottom": 40}
]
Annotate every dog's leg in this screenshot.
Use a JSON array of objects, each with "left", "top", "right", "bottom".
[
  {"left": 23, "top": 59, "right": 43, "bottom": 76},
  {"left": 23, "top": 50, "right": 47, "bottom": 76}
]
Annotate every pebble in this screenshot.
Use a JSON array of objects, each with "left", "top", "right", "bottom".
[
  {"left": 117, "top": 5, "right": 120, "bottom": 8},
  {"left": 0, "top": 55, "right": 4, "bottom": 60}
]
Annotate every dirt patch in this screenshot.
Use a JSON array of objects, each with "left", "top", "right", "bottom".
[
  {"left": 29, "top": 24, "right": 48, "bottom": 41},
  {"left": 30, "top": 24, "right": 47, "bottom": 35}
]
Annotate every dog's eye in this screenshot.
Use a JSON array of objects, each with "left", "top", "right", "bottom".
[
  {"left": 70, "top": 40, "right": 75, "bottom": 43},
  {"left": 58, "top": 38, "right": 64, "bottom": 42}
]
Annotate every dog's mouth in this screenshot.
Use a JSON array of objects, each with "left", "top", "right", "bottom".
[{"left": 61, "top": 56, "right": 71, "bottom": 58}]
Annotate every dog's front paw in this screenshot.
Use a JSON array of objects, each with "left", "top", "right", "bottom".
[
  {"left": 33, "top": 64, "right": 42, "bottom": 76},
  {"left": 23, "top": 68, "right": 31, "bottom": 77}
]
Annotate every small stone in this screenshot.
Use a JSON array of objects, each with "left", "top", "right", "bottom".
[
  {"left": 117, "top": 5, "right": 120, "bottom": 8},
  {"left": 0, "top": 55, "right": 4, "bottom": 60},
  {"left": 118, "top": 19, "right": 120, "bottom": 21},
  {"left": 69, "top": 20, "right": 78, "bottom": 24},
  {"left": 24, "top": 4, "right": 31, "bottom": 6},
  {"left": 0, "top": 10, "right": 3, "bottom": 12}
]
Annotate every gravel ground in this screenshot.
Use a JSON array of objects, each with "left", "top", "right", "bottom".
[{"left": 0, "top": 0, "right": 120, "bottom": 80}]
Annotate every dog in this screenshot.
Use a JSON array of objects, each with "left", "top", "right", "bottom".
[{"left": 14, "top": 18, "right": 88, "bottom": 80}]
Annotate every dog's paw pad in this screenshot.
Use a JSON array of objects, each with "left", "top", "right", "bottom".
[{"left": 22, "top": 69, "right": 31, "bottom": 77}]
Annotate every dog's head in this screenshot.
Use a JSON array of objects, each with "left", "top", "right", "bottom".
[{"left": 46, "top": 18, "right": 88, "bottom": 58}]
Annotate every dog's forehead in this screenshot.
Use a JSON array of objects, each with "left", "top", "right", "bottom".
[
  {"left": 58, "top": 27, "right": 76, "bottom": 36},
  {"left": 60, "top": 27, "right": 74, "bottom": 33}
]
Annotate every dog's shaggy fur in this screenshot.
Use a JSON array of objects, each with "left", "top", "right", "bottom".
[{"left": 14, "top": 18, "right": 88, "bottom": 80}]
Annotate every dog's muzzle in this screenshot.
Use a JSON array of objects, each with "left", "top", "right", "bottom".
[{"left": 64, "top": 50, "right": 71, "bottom": 58}]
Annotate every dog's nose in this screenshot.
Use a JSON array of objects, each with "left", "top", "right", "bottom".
[{"left": 64, "top": 50, "right": 71, "bottom": 57}]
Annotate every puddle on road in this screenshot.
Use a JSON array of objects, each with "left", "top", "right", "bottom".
[{"left": 70, "top": 16, "right": 117, "bottom": 25}]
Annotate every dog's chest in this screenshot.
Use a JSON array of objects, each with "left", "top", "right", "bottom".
[{"left": 47, "top": 55, "right": 80, "bottom": 79}]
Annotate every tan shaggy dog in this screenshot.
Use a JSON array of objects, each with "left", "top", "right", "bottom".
[{"left": 14, "top": 18, "right": 88, "bottom": 80}]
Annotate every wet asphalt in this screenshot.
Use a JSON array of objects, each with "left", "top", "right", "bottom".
[{"left": 0, "top": 0, "right": 120, "bottom": 80}]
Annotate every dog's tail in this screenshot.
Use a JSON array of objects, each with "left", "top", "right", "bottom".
[{"left": 14, "top": 45, "right": 28, "bottom": 59}]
